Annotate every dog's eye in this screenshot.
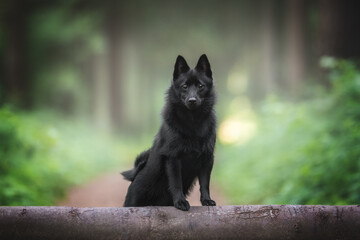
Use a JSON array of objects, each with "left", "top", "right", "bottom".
[
  {"left": 198, "top": 84, "right": 204, "bottom": 89},
  {"left": 182, "top": 84, "right": 188, "bottom": 89}
]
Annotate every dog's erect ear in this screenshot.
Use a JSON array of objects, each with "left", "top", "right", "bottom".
[
  {"left": 173, "top": 55, "right": 190, "bottom": 79},
  {"left": 195, "top": 54, "right": 212, "bottom": 78}
]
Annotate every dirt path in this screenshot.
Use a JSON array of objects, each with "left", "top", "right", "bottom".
[{"left": 57, "top": 169, "right": 228, "bottom": 207}]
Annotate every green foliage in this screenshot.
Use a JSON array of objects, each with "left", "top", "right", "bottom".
[
  {"left": 28, "top": 5, "right": 104, "bottom": 115},
  {"left": 214, "top": 60, "right": 360, "bottom": 205},
  {"left": 0, "top": 109, "right": 140, "bottom": 206}
]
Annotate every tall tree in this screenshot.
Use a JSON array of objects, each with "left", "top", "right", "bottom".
[
  {"left": 284, "top": 0, "right": 306, "bottom": 96},
  {"left": 259, "top": 0, "right": 277, "bottom": 95},
  {"left": 105, "top": 2, "right": 124, "bottom": 130},
  {"left": 318, "top": 0, "right": 360, "bottom": 59},
  {"left": 2, "top": 0, "right": 31, "bottom": 108}
]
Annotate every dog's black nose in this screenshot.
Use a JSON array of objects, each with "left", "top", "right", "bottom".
[{"left": 188, "top": 98, "right": 197, "bottom": 104}]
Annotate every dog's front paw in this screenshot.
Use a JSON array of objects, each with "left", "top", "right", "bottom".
[
  {"left": 174, "top": 198, "right": 190, "bottom": 211},
  {"left": 201, "top": 199, "right": 216, "bottom": 206}
]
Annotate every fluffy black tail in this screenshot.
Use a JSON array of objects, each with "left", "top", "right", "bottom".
[{"left": 121, "top": 149, "right": 150, "bottom": 181}]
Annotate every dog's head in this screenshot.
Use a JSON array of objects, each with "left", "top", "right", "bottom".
[{"left": 172, "top": 54, "right": 213, "bottom": 110}]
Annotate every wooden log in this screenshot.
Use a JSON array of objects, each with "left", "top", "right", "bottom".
[{"left": 0, "top": 205, "right": 360, "bottom": 239}]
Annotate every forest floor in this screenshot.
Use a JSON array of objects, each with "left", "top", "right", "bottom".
[{"left": 57, "top": 169, "right": 228, "bottom": 207}]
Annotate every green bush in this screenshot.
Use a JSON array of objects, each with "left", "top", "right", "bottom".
[
  {"left": 214, "top": 60, "right": 360, "bottom": 205},
  {"left": 0, "top": 109, "right": 139, "bottom": 206}
]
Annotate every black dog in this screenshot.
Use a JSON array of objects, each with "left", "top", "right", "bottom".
[{"left": 122, "top": 54, "right": 216, "bottom": 211}]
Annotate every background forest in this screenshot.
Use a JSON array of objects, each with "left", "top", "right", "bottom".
[{"left": 1, "top": 0, "right": 360, "bottom": 205}]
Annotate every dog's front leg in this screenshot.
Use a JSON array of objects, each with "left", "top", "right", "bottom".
[
  {"left": 166, "top": 159, "right": 190, "bottom": 211},
  {"left": 198, "top": 155, "right": 216, "bottom": 206}
]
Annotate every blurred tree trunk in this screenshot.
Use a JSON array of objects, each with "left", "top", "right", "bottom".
[
  {"left": 318, "top": 0, "right": 360, "bottom": 59},
  {"left": 92, "top": 54, "right": 111, "bottom": 133},
  {"left": 284, "top": 0, "right": 305, "bottom": 96},
  {"left": 2, "top": 0, "right": 31, "bottom": 108},
  {"left": 105, "top": 3, "right": 123, "bottom": 130},
  {"left": 80, "top": 55, "right": 96, "bottom": 121},
  {"left": 259, "top": 0, "right": 276, "bottom": 96},
  {"left": 80, "top": 53, "right": 111, "bottom": 133}
]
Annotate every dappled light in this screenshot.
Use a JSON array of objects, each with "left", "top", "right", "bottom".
[
  {"left": 218, "top": 118, "right": 257, "bottom": 145},
  {"left": 226, "top": 71, "right": 248, "bottom": 95}
]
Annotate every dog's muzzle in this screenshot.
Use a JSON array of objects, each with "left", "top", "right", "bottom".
[{"left": 186, "top": 97, "right": 200, "bottom": 110}]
